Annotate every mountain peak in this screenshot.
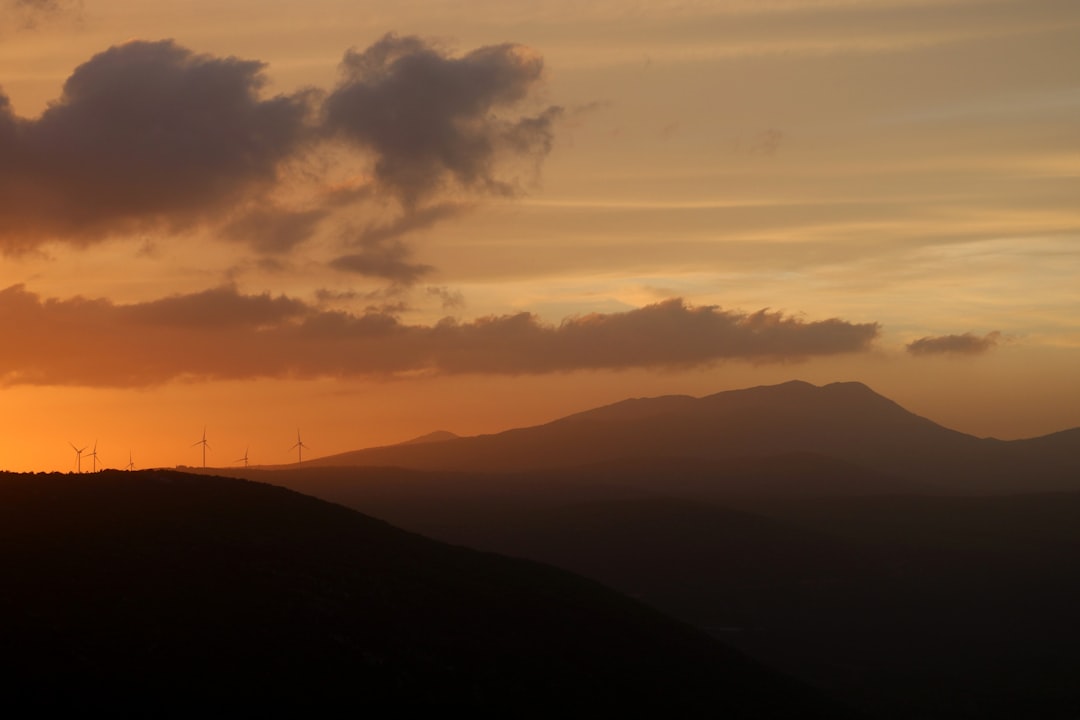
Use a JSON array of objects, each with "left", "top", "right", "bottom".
[{"left": 397, "top": 430, "right": 459, "bottom": 446}]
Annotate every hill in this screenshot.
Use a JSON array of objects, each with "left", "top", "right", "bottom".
[{"left": 0, "top": 469, "right": 841, "bottom": 715}]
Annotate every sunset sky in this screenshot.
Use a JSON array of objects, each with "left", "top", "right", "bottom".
[{"left": 2, "top": 0, "right": 1078, "bottom": 472}]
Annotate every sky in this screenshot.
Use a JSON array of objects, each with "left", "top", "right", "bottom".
[{"left": 1, "top": 0, "right": 1078, "bottom": 472}]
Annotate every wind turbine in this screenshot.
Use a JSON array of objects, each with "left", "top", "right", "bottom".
[
  {"left": 86, "top": 440, "right": 101, "bottom": 473},
  {"left": 69, "top": 442, "right": 87, "bottom": 474},
  {"left": 290, "top": 429, "right": 308, "bottom": 465},
  {"left": 192, "top": 427, "right": 211, "bottom": 468},
  {"left": 126, "top": 451, "right": 135, "bottom": 472},
  {"left": 235, "top": 447, "right": 249, "bottom": 468}
]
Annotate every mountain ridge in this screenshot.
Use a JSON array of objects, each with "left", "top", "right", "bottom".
[{"left": 298, "top": 380, "right": 1078, "bottom": 492}]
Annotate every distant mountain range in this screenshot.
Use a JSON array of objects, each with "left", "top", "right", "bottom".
[{"left": 305, "top": 380, "right": 1080, "bottom": 493}]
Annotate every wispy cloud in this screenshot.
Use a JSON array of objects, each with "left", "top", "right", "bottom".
[{"left": 3, "top": 0, "right": 81, "bottom": 31}]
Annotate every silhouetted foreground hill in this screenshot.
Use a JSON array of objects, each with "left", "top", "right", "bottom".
[
  {"left": 0, "top": 470, "right": 843, "bottom": 715},
  {"left": 306, "top": 380, "right": 1080, "bottom": 492}
]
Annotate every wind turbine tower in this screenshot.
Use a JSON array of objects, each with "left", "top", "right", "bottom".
[
  {"left": 235, "top": 447, "right": 249, "bottom": 468},
  {"left": 126, "top": 451, "right": 135, "bottom": 472},
  {"left": 69, "top": 442, "right": 87, "bottom": 474},
  {"left": 86, "top": 440, "right": 101, "bottom": 473},
  {"left": 192, "top": 427, "right": 211, "bottom": 468},
  {"left": 290, "top": 429, "right": 308, "bottom": 465}
]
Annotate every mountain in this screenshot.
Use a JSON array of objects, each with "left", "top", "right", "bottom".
[
  {"left": 305, "top": 380, "right": 1080, "bottom": 493},
  {"left": 0, "top": 469, "right": 842, "bottom": 715},
  {"left": 397, "top": 429, "right": 460, "bottom": 445}
]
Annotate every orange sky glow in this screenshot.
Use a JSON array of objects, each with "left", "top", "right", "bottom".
[{"left": 2, "top": 0, "right": 1079, "bottom": 472}]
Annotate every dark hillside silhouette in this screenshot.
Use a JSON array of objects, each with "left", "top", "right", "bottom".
[{"left": 0, "top": 470, "right": 843, "bottom": 715}]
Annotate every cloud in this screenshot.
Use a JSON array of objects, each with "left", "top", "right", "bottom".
[
  {"left": 426, "top": 286, "right": 466, "bottom": 310},
  {"left": 0, "top": 35, "right": 561, "bottom": 288},
  {"left": 123, "top": 285, "right": 310, "bottom": 328},
  {"left": 434, "top": 301, "right": 880, "bottom": 373},
  {"left": 314, "top": 288, "right": 359, "bottom": 304},
  {"left": 223, "top": 206, "right": 327, "bottom": 254},
  {"left": 749, "top": 128, "right": 784, "bottom": 155},
  {"left": 4, "top": 0, "right": 80, "bottom": 30},
  {"left": 330, "top": 236, "right": 433, "bottom": 285},
  {"left": 329, "top": 202, "right": 466, "bottom": 284},
  {"left": 0, "top": 285, "right": 880, "bottom": 387},
  {"left": 322, "top": 33, "right": 563, "bottom": 207},
  {"left": 906, "top": 331, "right": 1001, "bottom": 356},
  {"left": 352, "top": 202, "right": 467, "bottom": 247},
  {"left": 0, "top": 40, "right": 312, "bottom": 251}
]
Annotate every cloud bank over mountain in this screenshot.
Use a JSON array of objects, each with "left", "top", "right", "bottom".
[{"left": 0, "top": 285, "right": 879, "bottom": 387}]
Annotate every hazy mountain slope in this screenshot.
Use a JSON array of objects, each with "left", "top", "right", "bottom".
[
  {"left": 227, "top": 455, "right": 909, "bottom": 538},
  {"left": 526, "top": 493, "right": 1080, "bottom": 720},
  {"left": 228, "top": 462, "right": 1080, "bottom": 719},
  {"left": 0, "top": 470, "right": 842, "bottom": 715}
]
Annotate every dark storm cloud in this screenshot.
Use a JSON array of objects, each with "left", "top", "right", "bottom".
[
  {"left": 323, "top": 33, "right": 563, "bottom": 206},
  {"left": 0, "top": 40, "right": 312, "bottom": 250},
  {"left": 0, "top": 286, "right": 880, "bottom": 387},
  {"left": 906, "top": 331, "right": 1002, "bottom": 356}
]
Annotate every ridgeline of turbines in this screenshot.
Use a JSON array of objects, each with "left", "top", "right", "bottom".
[{"left": 66, "top": 428, "right": 310, "bottom": 473}]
